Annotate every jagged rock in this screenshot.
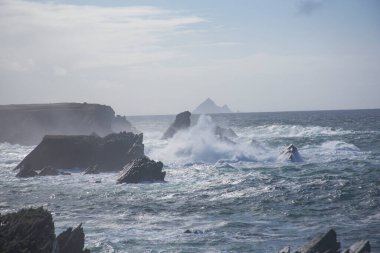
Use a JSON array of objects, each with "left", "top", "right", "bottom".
[
  {"left": 277, "top": 246, "right": 290, "bottom": 253},
  {"left": 83, "top": 166, "right": 100, "bottom": 175},
  {"left": 279, "top": 144, "right": 303, "bottom": 162},
  {"left": 39, "top": 167, "right": 60, "bottom": 176},
  {"left": 294, "top": 229, "right": 340, "bottom": 253},
  {"left": 117, "top": 157, "right": 165, "bottom": 184},
  {"left": 342, "top": 240, "right": 371, "bottom": 253},
  {"left": 0, "top": 102, "right": 137, "bottom": 145},
  {"left": 0, "top": 207, "right": 55, "bottom": 253},
  {"left": 162, "top": 111, "right": 191, "bottom": 139},
  {"left": 184, "top": 229, "right": 204, "bottom": 234},
  {"left": 56, "top": 224, "right": 90, "bottom": 253},
  {"left": 0, "top": 207, "right": 90, "bottom": 253},
  {"left": 61, "top": 172, "right": 71, "bottom": 176},
  {"left": 15, "top": 132, "right": 145, "bottom": 176}
]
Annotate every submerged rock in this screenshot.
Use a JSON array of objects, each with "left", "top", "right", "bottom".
[
  {"left": 279, "top": 144, "right": 303, "bottom": 162},
  {"left": 162, "top": 111, "right": 191, "bottom": 139},
  {"left": 14, "top": 132, "right": 145, "bottom": 176},
  {"left": 117, "top": 157, "right": 165, "bottom": 184}
]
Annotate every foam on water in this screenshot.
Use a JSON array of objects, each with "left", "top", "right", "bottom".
[{"left": 1, "top": 110, "right": 379, "bottom": 252}]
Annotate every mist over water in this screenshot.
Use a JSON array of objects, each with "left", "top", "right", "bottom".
[{"left": 1, "top": 110, "right": 380, "bottom": 252}]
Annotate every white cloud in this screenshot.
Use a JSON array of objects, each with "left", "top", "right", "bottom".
[{"left": 0, "top": 0, "right": 204, "bottom": 72}]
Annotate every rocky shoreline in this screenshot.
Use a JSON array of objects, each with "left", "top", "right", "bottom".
[{"left": 0, "top": 207, "right": 371, "bottom": 252}]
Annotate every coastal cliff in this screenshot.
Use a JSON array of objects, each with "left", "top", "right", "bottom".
[{"left": 0, "top": 103, "right": 135, "bottom": 145}]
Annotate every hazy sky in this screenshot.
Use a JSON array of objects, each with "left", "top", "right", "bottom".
[{"left": 0, "top": 0, "right": 379, "bottom": 115}]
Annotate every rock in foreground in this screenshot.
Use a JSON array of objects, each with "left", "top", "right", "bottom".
[
  {"left": 162, "top": 111, "right": 191, "bottom": 139},
  {"left": 117, "top": 157, "right": 165, "bottom": 184},
  {"left": 0, "top": 207, "right": 90, "bottom": 253},
  {"left": 279, "top": 229, "right": 372, "bottom": 253},
  {"left": 15, "top": 132, "right": 144, "bottom": 177}
]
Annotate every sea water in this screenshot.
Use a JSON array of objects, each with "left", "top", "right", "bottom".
[{"left": 0, "top": 109, "right": 379, "bottom": 252}]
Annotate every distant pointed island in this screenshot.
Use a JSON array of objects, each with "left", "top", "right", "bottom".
[{"left": 193, "top": 98, "right": 233, "bottom": 114}]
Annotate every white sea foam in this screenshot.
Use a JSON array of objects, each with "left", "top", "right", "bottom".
[
  {"left": 148, "top": 115, "right": 279, "bottom": 164},
  {"left": 237, "top": 124, "right": 352, "bottom": 140}
]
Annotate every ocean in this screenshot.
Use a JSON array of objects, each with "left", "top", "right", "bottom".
[{"left": 1, "top": 109, "right": 379, "bottom": 252}]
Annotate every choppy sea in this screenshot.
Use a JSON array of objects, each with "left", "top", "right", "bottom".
[{"left": 1, "top": 109, "right": 379, "bottom": 252}]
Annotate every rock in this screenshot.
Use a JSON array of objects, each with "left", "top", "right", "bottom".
[
  {"left": 16, "top": 164, "right": 38, "bottom": 178},
  {"left": 83, "top": 166, "right": 100, "bottom": 175},
  {"left": 0, "top": 102, "right": 137, "bottom": 145},
  {"left": 117, "top": 157, "right": 165, "bottom": 184},
  {"left": 277, "top": 246, "right": 290, "bottom": 253},
  {"left": 294, "top": 229, "right": 340, "bottom": 253},
  {"left": 39, "top": 167, "right": 60, "bottom": 176},
  {"left": 0, "top": 207, "right": 55, "bottom": 253},
  {"left": 183, "top": 229, "right": 204, "bottom": 234},
  {"left": 342, "top": 240, "right": 371, "bottom": 253},
  {"left": 61, "top": 172, "right": 71, "bottom": 175},
  {"left": 0, "top": 207, "right": 90, "bottom": 253},
  {"left": 279, "top": 144, "right": 303, "bottom": 162},
  {"left": 56, "top": 223, "right": 90, "bottom": 253},
  {"left": 15, "top": 132, "right": 145, "bottom": 176},
  {"left": 192, "top": 98, "right": 233, "bottom": 114},
  {"left": 214, "top": 126, "right": 238, "bottom": 139},
  {"left": 94, "top": 180, "right": 101, "bottom": 183},
  {"left": 162, "top": 111, "right": 191, "bottom": 139}
]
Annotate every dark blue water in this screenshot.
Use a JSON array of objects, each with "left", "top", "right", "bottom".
[{"left": 1, "top": 109, "right": 379, "bottom": 252}]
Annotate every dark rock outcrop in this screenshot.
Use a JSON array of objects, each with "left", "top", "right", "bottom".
[
  {"left": 279, "top": 229, "right": 372, "bottom": 253},
  {"left": 0, "top": 103, "right": 136, "bottom": 145},
  {"left": 294, "top": 229, "right": 340, "bottom": 253},
  {"left": 56, "top": 224, "right": 90, "bottom": 253},
  {"left": 39, "top": 167, "right": 60, "bottom": 176},
  {"left": 117, "top": 157, "right": 165, "bottom": 184},
  {"left": 162, "top": 111, "right": 191, "bottom": 139},
  {"left": 0, "top": 207, "right": 55, "bottom": 253},
  {"left": 16, "top": 163, "right": 38, "bottom": 178},
  {"left": 343, "top": 240, "right": 371, "bottom": 253},
  {"left": 279, "top": 144, "right": 303, "bottom": 162},
  {"left": 0, "top": 207, "right": 90, "bottom": 253},
  {"left": 15, "top": 132, "right": 145, "bottom": 176}
]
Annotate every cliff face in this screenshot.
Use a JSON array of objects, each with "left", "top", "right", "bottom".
[{"left": 0, "top": 103, "right": 134, "bottom": 145}]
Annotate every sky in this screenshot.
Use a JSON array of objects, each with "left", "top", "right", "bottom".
[{"left": 0, "top": 0, "right": 379, "bottom": 115}]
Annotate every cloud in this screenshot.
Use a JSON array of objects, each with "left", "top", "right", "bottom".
[
  {"left": 0, "top": 0, "right": 204, "bottom": 72},
  {"left": 297, "top": 0, "right": 326, "bottom": 15}
]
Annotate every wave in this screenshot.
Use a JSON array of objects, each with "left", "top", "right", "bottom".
[{"left": 237, "top": 124, "right": 352, "bottom": 139}]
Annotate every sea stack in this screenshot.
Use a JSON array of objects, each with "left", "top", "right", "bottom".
[
  {"left": 15, "top": 132, "right": 145, "bottom": 177},
  {"left": 162, "top": 111, "right": 191, "bottom": 139},
  {"left": 192, "top": 98, "right": 232, "bottom": 114}
]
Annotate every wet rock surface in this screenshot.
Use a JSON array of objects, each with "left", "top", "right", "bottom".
[
  {"left": 280, "top": 229, "right": 371, "bottom": 253},
  {"left": 117, "top": 156, "right": 165, "bottom": 184},
  {"left": 0, "top": 207, "right": 90, "bottom": 253},
  {"left": 162, "top": 111, "right": 191, "bottom": 139},
  {"left": 15, "top": 132, "right": 145, "bottom": 176},
  {"left": 279, "top": 144, "right": 303, "bottom": 162}
]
